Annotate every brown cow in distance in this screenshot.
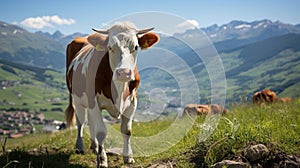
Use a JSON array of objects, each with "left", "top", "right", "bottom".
[
  {"left": 253, "top": 89, "right": 278, "bottom": 105},
  {"left": 183, "top": 104, "right": 227, "bottom": 116},
  {"left": 279, "top": 97, "right": 292, "bottom": 103}
]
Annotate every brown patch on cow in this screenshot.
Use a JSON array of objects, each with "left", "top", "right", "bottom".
[
  {"left": 94, "top": 51, "right": 118, "bottom": 104},
  {"left": 87, "top": 33, "right": 108, "bottom": 49},
  {"left": 66, "top": 37, "right": 87, "bottom": 69},
  {"left": 253, "top": 89, "right": 278, "bottom": 105},
  {"left": 122, "top": 68, "right": 140, "bottom": 101},
  {"left": 66, "top": 38, "right": 87, "bottom": 92},
  {"left": 183, "top": 104, "right": 227, "bottom": 116}
]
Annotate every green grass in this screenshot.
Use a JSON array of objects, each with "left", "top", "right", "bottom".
[
  {"left": 43, "top": 111, "right": 65, "bottom": 121},
  {"left": 0, "top": 60, "right": 68, "bottom": 113},
  {"left": 1, "top": 99, "right": 299, "bottom": 167}
]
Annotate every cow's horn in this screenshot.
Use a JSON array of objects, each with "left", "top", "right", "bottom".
[
  {"left": 92, "top": 28, "right": 109, "bottom": 34},
  {"left": 137, "top": 27, "right": 155, "bottom": 34}
]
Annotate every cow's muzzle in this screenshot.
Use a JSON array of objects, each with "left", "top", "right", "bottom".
[{"left": 115, "top": 68, "right": 133, "bottom": 82}]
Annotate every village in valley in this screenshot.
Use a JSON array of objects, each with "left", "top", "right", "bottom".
[{"left": 0, "top": 110, "right": 66, "bottom": 139}]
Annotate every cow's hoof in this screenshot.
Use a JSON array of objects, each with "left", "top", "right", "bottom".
[
  {"left": 97, "top": 154, "right": 108, "bottom": 168},
  {"left": 90, "top": 141, "right": 98, "bottom": 154},
  {"left": 123, "top": 156, "right": 135, "bottom": 164},
  {"left": 97, "top": 163, "right": 108, "bottom": 168},
  {"left": 75, "top": 149, "right": 84, "bottom": 154},
  {"left": 97, "top": 158, "right": 108, "bottom": 168}
]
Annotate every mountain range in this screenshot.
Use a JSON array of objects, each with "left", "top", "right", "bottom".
[{"left": 0, "top": 19, "right": 300, "bottom": 104}]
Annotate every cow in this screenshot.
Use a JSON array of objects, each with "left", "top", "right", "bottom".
[
  {"left": 279, "top": 97, "right": 292, "bottom": 103},
  {"left": 65, "top": 22, "right": 159, "bottom": 167},
  {"left": 183, "top": 104, "right": 227, "bottom": 116},
  {"left": 253, "top": 89, "right": 278, "bottom": 105}
]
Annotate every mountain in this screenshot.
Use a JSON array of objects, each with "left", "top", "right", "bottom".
[
  {"left": 35, "top": 30, "right": 87, "bottom": 46},
  {"left": 221, "top": 33, "right": 300, "bottom": 100},
  {"left": 140, "top": 32, "right": 300, "bottom": 102},
  {"left": 174, "top": 20, "right": 300, "bottom": 53},
  {"left": 201, "top": 19, "right": 300, "bottom": 42},
  {"left": 0, "top": 21, "right": 65, "bottom": 69},
  {"left": 226, "top": 33, "right": 300, "bottom": 77},
  {"left": 1, "top": 19, "right": 300, "bottom": 105}
]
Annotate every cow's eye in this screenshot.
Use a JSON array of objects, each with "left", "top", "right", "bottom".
[
  {"left": 108, "top": 46, "right": 114, "bottom": 52},
  {"left": 130, "top": 45, "right": 138, "bottom": 53}
]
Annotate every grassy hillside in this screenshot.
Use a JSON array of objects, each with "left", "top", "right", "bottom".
[
  {"left": 1, "top": 99, "right": 299, "bottom": 167},
  {"left": 0, "top": 59, "right": 68, "bottom": 118},
  {"left": 141, "top": 33, "right": 300, "bottom": 103},
  {"left": 225, "top": 49, "right": 300, "bottom": 101}
]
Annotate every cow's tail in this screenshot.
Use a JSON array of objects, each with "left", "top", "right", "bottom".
[{"left": 65, "top": 94, "right": 76, "bottom": 128}]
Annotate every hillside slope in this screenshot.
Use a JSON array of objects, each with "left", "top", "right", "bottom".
[
  {"left": 140, "top": 33, "right": 300, "bottom": 102},
  {"left": 223, "top": 33, "right": 300, "bottom": 100},
  {"left": 1, "top": 100, "right": 299, "bottom": 167},
  {"left": 0, "top": 59, "right": 67, "bottom": 112}
]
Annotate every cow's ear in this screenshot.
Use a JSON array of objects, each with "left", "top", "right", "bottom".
[
  {"left": 87, "top": 33, "right": 108, "bottom": 51},
  {"left": 138, "top": 33, "right": 159, "bottom": 50}
]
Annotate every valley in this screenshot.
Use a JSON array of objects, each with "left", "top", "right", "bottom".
[{"left": 0, "top": 19, "right": 300, "bottom": 131}]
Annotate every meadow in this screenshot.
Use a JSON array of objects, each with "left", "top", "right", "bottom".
[{"left": 0, "top": 99, "right": 299, "bottom": 167}]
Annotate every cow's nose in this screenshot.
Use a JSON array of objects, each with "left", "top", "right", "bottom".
[{"left": 116, "top": 68, "right": 132, "bottom": 81}]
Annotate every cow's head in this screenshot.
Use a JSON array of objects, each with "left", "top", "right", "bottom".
[{"left": 88, "top": 22, "right": 159, "bottom": 82}]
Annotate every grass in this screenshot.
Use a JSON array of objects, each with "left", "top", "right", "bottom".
[
  {"left": 0, "top": 99, "right": 299, "bottom": 167},
  {"left": 0, "top": 60, "right": 68, "bottom": 114}
]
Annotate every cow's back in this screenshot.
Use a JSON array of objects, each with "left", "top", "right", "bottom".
[
  {"left": 66, "top": 37, "right": 88, "bottom": 92},
  {"left": 66, "top": 37, "right": 87, "bottom": 68}
]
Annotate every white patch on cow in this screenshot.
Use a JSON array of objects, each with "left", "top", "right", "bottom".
[
  {"left": 124, "top": 88, "right": 137, "bottom": 113},
  {"left": 97, "top": 93, "right": 120, "bottom": 119},
  {"left": 113, "top": 81, "right": 127, "bottom": 114},
  {"left": 69, "top": 44, "right": 94, "bottom": 75},
  {"left": 81, "top": 48, "right": 95, "bottom": 76},
  {"left": 72, "top": 92, "right": 89, "bottom": 109}
]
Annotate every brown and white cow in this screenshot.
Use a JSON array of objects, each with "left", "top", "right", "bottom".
[
  {"left": 65, "top": 22, "right": 159, "bottom": 167},
  {"left": 183, "top": 104, "right": 227, "bottom": 116},
  {"left": 253, "top": 89, "right": 278, "bottom": 105}
]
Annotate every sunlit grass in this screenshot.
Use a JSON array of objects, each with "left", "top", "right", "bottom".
[{"left": 1, "top": 99, "right": 299, "bottom": 167}]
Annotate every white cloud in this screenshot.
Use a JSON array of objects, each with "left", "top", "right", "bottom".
[
  {"left": 20, "top": 15, "right": 75, "bottom": 29},
  {"left": 175, "top": 19, "right": 199, "bottom": 33}
]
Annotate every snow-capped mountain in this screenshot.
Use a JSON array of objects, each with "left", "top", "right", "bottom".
[
  {"left": 202, "top": 19, "right": 300, "bottom": 42},
  {"left": 175, "top": 19, "right": 300, "bottom": 44}
]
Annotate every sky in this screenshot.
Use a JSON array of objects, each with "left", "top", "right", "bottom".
[{"left": 0, "top": 0, "right": 299, "bottom": 35}]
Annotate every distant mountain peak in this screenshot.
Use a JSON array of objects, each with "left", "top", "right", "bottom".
[
  {"left": 51, "top": 30, "right": 64, "bottom": 39},
  {"left": 53, "top": 30, "right": 62, "bottom": 35},
  {"left": 198, "top": 19, "right": 300, "bottom": 42}
]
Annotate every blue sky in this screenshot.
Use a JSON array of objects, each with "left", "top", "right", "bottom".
[{"left": 0, "top": 0, "right": 299, "bottom": 34}]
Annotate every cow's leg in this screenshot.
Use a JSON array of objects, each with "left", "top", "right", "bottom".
[
  {"left": 88, "top": 112, "right": 98, "bottom": 154},
  {"left": 74, "top": 103, "right": 86, "bottom": 154},
  {"left": 121, "top": 100, "right": 136, "bottom": 164},
  {"left": 89, "top": 105, "right": 107, "bottom": 168}
]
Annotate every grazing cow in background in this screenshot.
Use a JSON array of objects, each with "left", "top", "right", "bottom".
[
  {"left": 253, "top": 89, "right": 278, "bottom": 105},
  {"left": 65, "top": 22, "right": 159, "bottom": 167},
  {"left": 279, "top": 97, "right": 292, "bottom": 103},
  {"left": 183, "top": 104, "right": 227, "bottom": 116}
]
